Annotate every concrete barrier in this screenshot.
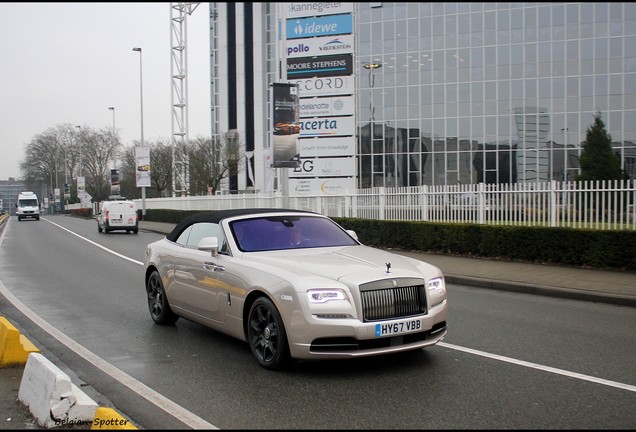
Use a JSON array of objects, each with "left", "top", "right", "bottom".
[
  {"left": 1, "top": 317, "right": 137, "bottom": 428},
  {"left": 18, "top": 352, "right": 98, "bottom": 428},
  {"left": 0, "top": 316, "right": 40, "bottom": 366}
]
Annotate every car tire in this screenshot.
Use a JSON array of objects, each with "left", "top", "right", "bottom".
[
  {"left": 146, "top": 270, "right": 179, "bottom": 325},
  {"left": 247, "top": 297, "right": 290, "bottom": 370}
]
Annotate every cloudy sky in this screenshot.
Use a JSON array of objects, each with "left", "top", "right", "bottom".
[{"left": 0, "top": 2, "right": 211, "bottom": 179}]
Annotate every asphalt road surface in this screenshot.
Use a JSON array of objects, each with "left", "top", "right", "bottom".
[{"left": 1, "top": 215, "right": 635, "bottom": 429}]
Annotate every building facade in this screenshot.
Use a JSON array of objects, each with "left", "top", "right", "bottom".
[
  {"left": 0, "top": 179, "right": 27, "bottom": 215},
  {"left": 207, "top": 2, "right": 636, "bottom": 194}
]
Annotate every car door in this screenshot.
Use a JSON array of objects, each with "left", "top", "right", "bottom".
[{"left": 170, "top": 222, "right": 227, "bottom": 324}]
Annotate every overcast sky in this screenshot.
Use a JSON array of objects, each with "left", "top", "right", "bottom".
[{"left": 0, "top": 2, "right": 211, "bottom": 180}]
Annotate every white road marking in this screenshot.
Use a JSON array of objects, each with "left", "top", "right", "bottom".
[
  {"left": 44, "top": 218, "right": 143, "bottom": 266},
  {"left": 439, "top": 342, "right": 636, "bottom": 393},
  {"left": 0, "top": 217, "right": 217, "bottom": 429}
]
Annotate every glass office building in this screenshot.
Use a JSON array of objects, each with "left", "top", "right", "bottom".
[{"left": 208, "top": 3, "right": 636, "bottom": 193}]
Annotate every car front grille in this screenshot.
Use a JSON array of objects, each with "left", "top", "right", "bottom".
[{"left": 360, "top": 278, "right": 428, "bottom": 322}]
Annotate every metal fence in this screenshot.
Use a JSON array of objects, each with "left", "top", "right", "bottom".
[{"left": 132, "top": 179, "right": 636, "bottom": 230}]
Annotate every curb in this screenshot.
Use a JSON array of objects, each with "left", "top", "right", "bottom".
[
  {"left": 445, "top": 275, "right": 636, "bottom": 308},
  {"left": 92, "top": 408, "right": 138, "bottom": 430},
  {"left": 0, "top": 316, "right": 138, "bottom": 429}
]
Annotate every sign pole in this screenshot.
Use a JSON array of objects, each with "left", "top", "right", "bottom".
[{"left": 279, "top": 3, "right": 290, "bottom": 208}]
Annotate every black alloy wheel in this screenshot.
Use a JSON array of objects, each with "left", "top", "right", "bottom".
[
  {"left": 247, "top": 297, "right": 290, "bottom": 370},
  {"left": 146, "top": 270, "right": 179, "bottom": 325}
]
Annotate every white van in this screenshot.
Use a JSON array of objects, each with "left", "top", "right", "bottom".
[
  {"left": 97, "top": 199, "right": 138, "bottom": 234},
  {"left": 16, "top": 191, "right": 40, "bottom": 221}
]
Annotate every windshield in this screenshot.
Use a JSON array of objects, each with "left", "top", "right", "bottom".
[
  {"left": 18, "top": 199, "right": 38, "bottom": 207},
  {"left": 230, "top": 215, "right": 358, "bottom": 252}
]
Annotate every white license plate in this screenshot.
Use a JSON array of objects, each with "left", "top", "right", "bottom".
[
  {"left": 111, "top": 218, "right": 122, "bottom": 223},
  {"left": 375, "top": 319, "right": 422, "bottom": 337}
]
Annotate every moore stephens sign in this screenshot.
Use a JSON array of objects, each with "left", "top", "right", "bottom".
[{"left": 287, "top": 54, "right": 353, "bottom": 79}]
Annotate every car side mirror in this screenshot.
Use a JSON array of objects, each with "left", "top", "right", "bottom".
[
  {"left": 198, "top": 236, "right": 219, "bottom": 257},
  {"left": 346, "top": 229, "right": 359, "bottom": 241}
]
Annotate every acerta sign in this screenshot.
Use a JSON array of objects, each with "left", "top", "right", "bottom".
[{"left": 300, "top": 116, "right": 355, "bottom": 137}]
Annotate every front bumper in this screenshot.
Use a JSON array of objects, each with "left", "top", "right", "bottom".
[{"left": 287, "top": 300, "right": 448, "bottom": 360}]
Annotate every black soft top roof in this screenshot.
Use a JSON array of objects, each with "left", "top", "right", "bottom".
[{"left": 165, "top": 208, "right": 317, "bottom": 242}]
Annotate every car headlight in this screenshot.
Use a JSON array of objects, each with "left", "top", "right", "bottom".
[
  {"left": 427, "top": 277, "right": 445, "bottom": 293},
  {"left": 427, "top": 277, "right": 446, "bottom": 308},
  {"left": 307, "top": 289, "right": 346, "bottom": 303}
]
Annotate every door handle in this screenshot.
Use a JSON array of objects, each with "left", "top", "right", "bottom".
[{"left": 203, "top": 262, "right": 225, "bottom": 272}]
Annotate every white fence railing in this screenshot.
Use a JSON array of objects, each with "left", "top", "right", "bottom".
[{"left": 131, "top": 180, "right": 636, "bottom": 230}]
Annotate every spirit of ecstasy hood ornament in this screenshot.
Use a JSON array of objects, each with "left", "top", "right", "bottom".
[{"left": 385, "top": 262, "right": 391, "bottom": 274}]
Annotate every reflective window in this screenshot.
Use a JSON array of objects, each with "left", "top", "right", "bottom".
[
  {"left": 353, "top": 2, "right": 635, "bottom": 187},
  {"left": 177, "top": 222, "right": 226, "bottom": 252},
  {"left": 626, "top": 73, "right": 636, "bottom": 94}
]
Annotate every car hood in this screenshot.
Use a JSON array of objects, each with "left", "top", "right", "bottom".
[{"left": 240, "top": 245, "right": 440, "bottom": 287}]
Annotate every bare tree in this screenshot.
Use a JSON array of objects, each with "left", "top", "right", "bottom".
[
  {"left": 21, "top": 125, "right": 80, "bottom": 201},
  {"left": 119, "top": 146, "right": 138, "bottom": 200},
  {"left": 20, "top": 124, "right": 122, "bottom": 204},
  {"left": 187, "top": 136, "right": 215, "bottom": 195},
  {"left": 20, "top": 129, "right": 62, "bottom": 194},
  {"left": 75, "top": 126, "right": 122, "bottom": 201},
  {"left": 117, "top": 134, "right": 244, "bottom": 198},
  {"left": 187, "top": 134, "right": 243, "bottom": 195},
  {"left": 19, "top": 121, "right": 245, "bottom": 205},
  {"left": 139, "top": 139, "right": 176, "bottom": 198},
  {"left": 119, "top": 139, "right": 174, "bottom": 199}
]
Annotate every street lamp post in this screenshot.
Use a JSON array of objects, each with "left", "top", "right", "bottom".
[
  {"left": 63, "top": 145, "right": 68, "bottom": 185},
  {"left": 108, "top": 106, "right": 117, "bottom": 197},
  {"left": 76, "top": 125, "right": 82, "bottom": 177},
  {"left": 74, "top": 125, "right": 83, "bottom": 208},
  {"left": 363, "top": 62, "right": 382, "bottom": 186},
  {"left": 108, "top": 106, "right": 116, "bottom": 136},
  {"left": 132, "top": 47, "right": 146, "bottom": 217},
  {"left": 64, "top": 144, "right": 68, "bottom": 207},
  {"left": 561, "top": 127, "right": 569, "bottom": 181},
  {"left": 362, "top": 62, "right": 382, "bottom": 122}
]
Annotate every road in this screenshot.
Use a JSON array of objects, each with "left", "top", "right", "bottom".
[{"left": 1, "top": 215, "right": 635, "bottom": 429}]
